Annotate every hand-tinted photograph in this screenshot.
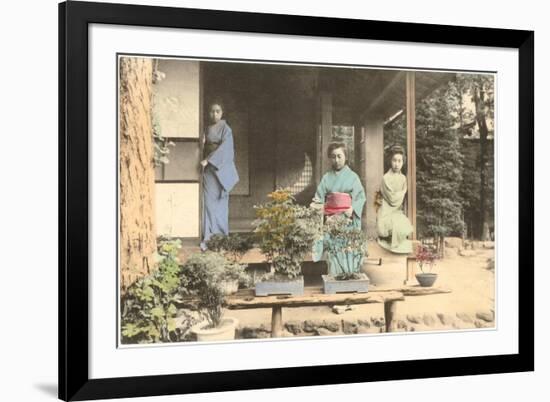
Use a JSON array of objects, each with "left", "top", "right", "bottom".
[{"left": 118, "top": 56, "right": 495, "bottom": 345}]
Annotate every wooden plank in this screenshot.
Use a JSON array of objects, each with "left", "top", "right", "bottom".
[
  {"left": 370, "top": 285, "right": 452, "bottom": 296},
  {"left": 401, "top": 287, "right": 451, "bottom": 296},
  {"left": 226, "top": 290, "right": 404, "bottom": 309},
  {"left": 406, "top": 71, "right": 417, "bottom": 240},
  {"left": 176, "top": 286, "right": 450, "bottom": 310}
]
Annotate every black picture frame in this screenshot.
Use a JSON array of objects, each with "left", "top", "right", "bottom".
[{"left": 59, "top": 1, "right": 534, "bottom": 400}]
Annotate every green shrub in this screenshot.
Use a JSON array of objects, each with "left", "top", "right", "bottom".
[
  {"left": 121, "top": 238, "right": 184, "bottom": 344},
  {"left": 253, "top": 189, "right": 322, "bottom": 279},
  {"left": 180, "top": 251, "right": 246, "bottom": 328},
  {"left": 206, "top": 233, "right": 255, "bottom": 262}
]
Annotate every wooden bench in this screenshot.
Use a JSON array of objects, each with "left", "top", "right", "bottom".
[{"left": 226, "top": 285, "right": 451, "bottom": 337}]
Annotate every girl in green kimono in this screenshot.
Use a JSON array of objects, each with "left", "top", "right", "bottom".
[
  {"left": 376, "top": 146, "right": 413, "bottom": 254},
  {"left": 312, "top": 143, "right": 366, "bottom": 276}
]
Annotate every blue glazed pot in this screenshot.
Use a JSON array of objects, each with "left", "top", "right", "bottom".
[
  {"left": 322, "top": 274, "right": 369, "bottom": 294},
  {"left": 415, "top": 273, "right": 438, "bottom": 287},
  {"left": 255, "top": 275, "right": 304, "bottom": 296}
]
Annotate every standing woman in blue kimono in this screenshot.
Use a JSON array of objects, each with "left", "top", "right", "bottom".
[
  {"left": 312, "top": 143, "right": 366, "bottom": 275},
  {"left": 200, "top": 101, "right": 239, "bottom": 250}
]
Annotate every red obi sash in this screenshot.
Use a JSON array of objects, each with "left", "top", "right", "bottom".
[{"left": 324, "top": 192, "right": 352, "bottom": 216}]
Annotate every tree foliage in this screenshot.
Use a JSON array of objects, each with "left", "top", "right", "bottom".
[
  {"left": 415, "top": 82, "right": 464, "bottom": 250},
  {"left": 456, "top": 74, "right": 495, "bottom": 239},
  {"left": 383, "top": 73, "right": 494, "bottom": 244}
]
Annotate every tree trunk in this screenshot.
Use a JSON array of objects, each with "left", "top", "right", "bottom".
[
  {"left": 119, "top": 57, "right": 157, "bottom": 292},
  {"left": 473, "top": 82, "right": 490, "bottom": 241}
]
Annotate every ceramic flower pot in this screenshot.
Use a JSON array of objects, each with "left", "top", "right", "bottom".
[
  {"left": 362, "top": 262, "right": 405, "bottom": 288},
  {"left": 254, "top": 275, "right": 304, "bottom": 296},
  {"left": 415, "top": 272, "right": 438, "bottom": 287},
  {"left": 360, "top": 240, "right": 407, "bottom": 287},
  {"left": 322, "top": 274, "right": 370, "bottom": 294},
  {"left": 220, "top": 279, "right": 239, "bottom": 295},
  {"left": 191, "top": 317, "right": 239, "bottom": 342}
]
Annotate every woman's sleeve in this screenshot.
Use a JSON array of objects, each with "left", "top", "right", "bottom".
[
  {"left": 207, "top": 126, "right": 234, "bottom": 170},
  {"left": 314, "top": 175, "right": 327, "bottom": 203},
  {"left": 351, "top": 176, "right": 366, "bottom": 219},
  {"left": 381, "top": 175, "right": 406, "bottom": 207}
]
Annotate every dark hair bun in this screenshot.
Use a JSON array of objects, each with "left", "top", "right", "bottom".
[
  {"left": 208, "top": 99, "right": 225, "bottom": 111},
  {"left": 390, "top": 144, "right": 405, "bottom": 155},
  {"left": 327, "top": 142, "right": 349, "bottom": 159}
]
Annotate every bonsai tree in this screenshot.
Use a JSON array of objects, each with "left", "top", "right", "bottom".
[
  {"left": 180, "top": 251, "right": 245, "bottom": 328},
  {"left": 206, "top": 233, "right": 254, "bottom": 288},
  {"left": 322, "top": 213, "right": 368, "bottom": 280},
  {"left": 253, "top": 189, "right": 322, "bottom": 280},
  {"left": 415, "top": 244, "right": 438, "bottom": 273},
  {"left": 414, "top": 244, "right": 440, "bottom": 287}
]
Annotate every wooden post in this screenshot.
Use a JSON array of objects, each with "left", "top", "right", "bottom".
[
  {"left": 356, "top": 124, "right": 367, "bottom": 229},
  {"left": 406, "top": 71, "right": 417, "bottom": 240},
  {"left": 271, "top": 306, "right": 283, "bottom": 338},
  {"left": 384, "top": 300, "right": 398, "bottom": 333},
  {"left": 319, "top": 92, "right": 333, "bottom": 176},
  {"left": 405, "top": 239, "right": 422, "bottom": 285},
  {"left": 363, "top": 114, "right": 385, "bottom": 238},
  {"left": 404, "top": 256, "right": 417, "bottom": 285}
]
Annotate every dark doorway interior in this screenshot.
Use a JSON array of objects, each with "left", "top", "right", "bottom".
[{"left": 203, "top": 62, "right": 321, "bottom": 232}]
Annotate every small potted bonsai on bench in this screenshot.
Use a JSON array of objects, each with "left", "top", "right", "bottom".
[
  {"left": 253, "top": 189, "right": 322, "bottom": 296},
  {"left": 206, "top": 233, "right": 254, "bottom": 294},
  {"left": 321, "top": 214, "right": 370, "bottom": 294},
  {"left": 180, "top": 251, "right": 246, "bottom": 341},
  {"left": 415, "top": 244, "right": 439, "bottom": 287}
]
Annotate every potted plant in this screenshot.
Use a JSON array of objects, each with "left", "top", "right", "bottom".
[
  {"left": 180, "top": 251, "right": 245, "bottom": 341},
  {"left": 206, "top": 233, "right": 254, "bottom": 294},
  {"left": 253, "top": 189, "right": 322, "bottom": 296},
  {"left": 415, "top": 244, "right": 439, "bottom": 287},
  {"left": 121, "top": 238, "right": 193, "bottom": 344},
  {"left": 321, "top": 214, "right": 370, "bottom": 294}
]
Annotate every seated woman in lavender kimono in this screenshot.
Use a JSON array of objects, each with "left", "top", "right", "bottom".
[
  {"left": 200, "top": 101, "right": 239, "bottom": 250},
  {"left": 312, "top": 143, "right": 366, "bottom": 276},
  {"left": 376, "top": 145, "right": 413, "bottom": 254}
]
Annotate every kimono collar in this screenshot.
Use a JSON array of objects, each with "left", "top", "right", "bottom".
[
  {"left": 208, "top": 119, "right": 226, "bottom": 129},
  {"left": 332, "top": 164, "right": 350, "bottom": 175},
  {"left": 207, "top": 119, "right": 227, "bottom": 136},
  {"left": 386, "top": 168, "right": 403, "bottom": 177}
]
